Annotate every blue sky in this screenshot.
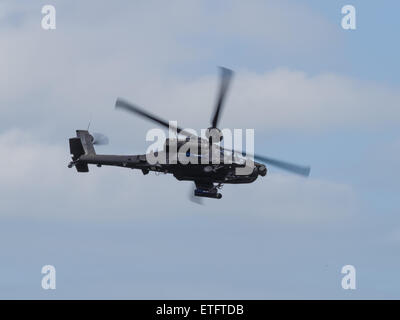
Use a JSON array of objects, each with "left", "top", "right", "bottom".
[{"left": 1, "top": 0, "right": 400, "bottom": 299}]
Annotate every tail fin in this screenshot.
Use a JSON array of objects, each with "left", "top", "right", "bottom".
[{"left": 69, "top": 130, "right": 96, "bottom": 172}]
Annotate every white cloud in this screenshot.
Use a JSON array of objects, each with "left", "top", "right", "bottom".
[
  {"left": 0, "top": 0, "right": 343, "bottom": 137},
  {"left": 1, "top": 1, "right": 396, "bottom": 139},
  {"left": 105, "top": 68, "right": 400, "bottom": 133},
  {"left": 224, "top": 69, "right": 400, "bottom": 131}
]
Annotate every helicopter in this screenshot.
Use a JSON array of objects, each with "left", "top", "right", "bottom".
[{"left": 68, "top": 67, "right": 310, "bottom": 199}]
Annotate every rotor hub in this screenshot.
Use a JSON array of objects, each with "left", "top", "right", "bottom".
[{"left": 205, "top": 127, "right": 223, "bottom": 142}]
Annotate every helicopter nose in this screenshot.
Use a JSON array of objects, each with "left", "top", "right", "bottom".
[{"left": 258, "top": 164, "right": 267, "bottom": 177}]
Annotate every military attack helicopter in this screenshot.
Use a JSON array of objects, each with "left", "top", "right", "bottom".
[{"left": 68, "top": 67, "right": 310, "bottom": 199}]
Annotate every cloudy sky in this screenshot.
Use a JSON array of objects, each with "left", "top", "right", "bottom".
[{"left": 1, "top": 0, "right": 400, "bottom": 299}]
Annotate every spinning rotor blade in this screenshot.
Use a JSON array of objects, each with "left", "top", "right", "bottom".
[
  {"left": 115, "top": 98, "right": 197, "bottom": 138},
  {"left": 211, "top": 67, "right": 233, "bottom": 128},
  {"left": 252, "top": 154, "right": 310, "bottom": 177},
  {"left": 224, "top": 148, "right": 310, "bottom": 177},
  {"left": 92, "top": 132, "right": 109, "bottom": 145}
]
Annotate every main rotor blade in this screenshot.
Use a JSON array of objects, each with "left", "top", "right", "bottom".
[
  {"left": 252, "top": 154, "right": 311, "bottom": 177},
  {"left": 224, "top": 148, "right": 310, "bottom": 177},
  {"left": 115, "top": 98, "right": 197, "bottom": 138},
  {"left": 211, "top": 67, "right": 233, "bottom": 128}
]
